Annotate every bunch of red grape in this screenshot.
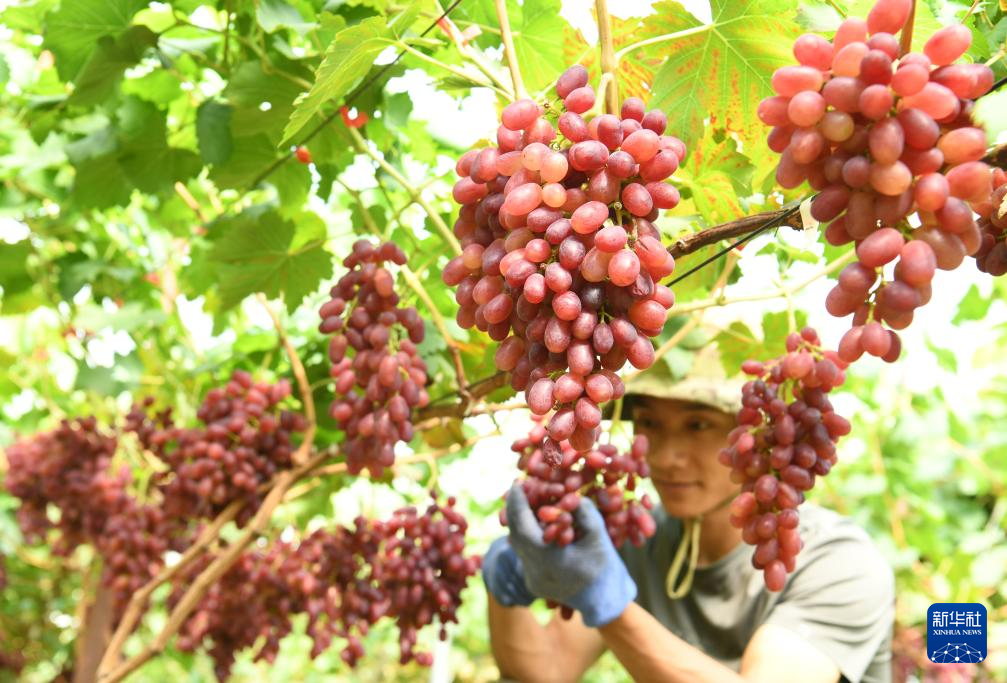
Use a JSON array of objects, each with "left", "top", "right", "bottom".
[
  {"left": 96, "top": 501, "right": 172, "bottom": 611},
  {"left": 973, "top": 172, "right": 1007, "bottom": 275},
  {"left": 319, "top": 239, "right": 429, "bottom": 477},
  {"left": 760, "top": 0, "right": 999, "bottom": 360},
  {"left": 505, "top": 423, "right": 656, "bottom": 549},
  {"left": 5, "top": 417, "right": 121, "bottom": 549},
  {"left": 0, "top": 650, "right": 25, "bottom": 675},
  {"left": 173, "top": 541, "right": 299, "bottom": 681},
  {"left": 125, "top": 371, "right": 308, "bottom": 525},
  {"left": 720, "top": 328, "right": 853, "bottom": 591},
  {"left": 4, "top": 417, "right": 172, "bottom": 611},
  {"left": 288, "top": 520, "right": 387, "bottom": 665},
  {"left": 174, "top": 495, "right": 476, "bottom": 679},
  {"left": 373, "top": 497, "right": 480, "bottom": 665},
  {"left": 443, "top": 64, "right": 680, "bottom": 454}
]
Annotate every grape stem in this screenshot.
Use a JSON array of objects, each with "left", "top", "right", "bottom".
[
  {"left": 347, "top": 127, "right": 463, "bottom": 255},
  {"left": 898, "top": 0, "right": 916, "bottom": 57},
  {"left": 613, "top": 24, "right": 712, "bottom": 65},
  {"left": 257, "top": 294, "right": 317, "bottom": 464},
  {"left": 95, "top": 446, "right": 333, "bottom": 683},
  {"left": 396, "top": 41, "right": 503, "bottom": 95},
  {"left": 340, "top": 178, "right": 474, "bottom": 399},
  {"left": 96, "top": 500, "right": 243, "bottom": 676},
  {"left": 430, "top": 2, "right": 513, "bottom": 96},
  {"left": 494, "top": 0, "right": 526, "bottom": 100},
  {"left": 673, "top": 251, "right": 856, "bottom": 314},
  {"left": 595, "top": 0, "right": 619, "bottom": 115}
]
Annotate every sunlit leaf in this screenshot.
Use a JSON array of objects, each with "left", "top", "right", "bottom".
[
  {"left": 648, "top": 0, "right": 800, "bottom": 150},
  {"left": 43, "top": 0, "right": 148, "bottom": 81},
  {"left": 210, "top": 210, "right": 333, "bottom": 310}
]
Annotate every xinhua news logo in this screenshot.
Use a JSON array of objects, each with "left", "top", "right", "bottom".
[{"left": 927, "top": 603, "right": 987, "bottom": 664}]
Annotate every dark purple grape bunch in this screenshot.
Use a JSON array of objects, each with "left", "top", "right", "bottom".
[
  {"left": 319, "top": 239, "right": 429, "bottom": 477},
  {"left": 95, "top": 497, "right": 171, "bottom": 611},
  {"left": 973, "top": 172, "right": 1007, "bottom": 275},
  {"left": 443, "top": 64, "right": 682, "bottom": 454},
  {"left": 125, "top": 371, "right": 308, "bottom": 525},
  {"left": 5, "top": 416, "right": 120, "bottom": 551},
  {"left": 720, "top": 328, "right": 852, "bottom": 591},
  {"left": 761, "top": 0, "right": 1000, "bottom": 361},
  {"left": 287, "top": 519, "right": 388, "bottom": 665},
  {"left": 375, "top": 496, "right": 480, "bottom": 666},
  {"left": 4, "top": 417, "right": 172, "bottom": 612},
  {"left": 505, "top": 422, "right": 655, "bottom": 549},
  {"left": 173, "top": 495, "right": 476, "bottom": 678},
  {"left": 173, "top": 541, "right": 299, "bottom": 681}
]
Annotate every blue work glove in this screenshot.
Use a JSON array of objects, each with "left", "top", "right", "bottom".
[
  {"left": 505, "top": 483, "right": 637, "bottom": 628},
  {"left": 482, "top": 536, "right": 536, "bottom": 607}
]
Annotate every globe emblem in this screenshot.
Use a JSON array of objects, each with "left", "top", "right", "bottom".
[{"left": 930, "top": 643, "right": 984, "bottom": 664}]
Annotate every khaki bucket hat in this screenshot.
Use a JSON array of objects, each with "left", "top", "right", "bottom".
[{"left": 619, "top": 345, "right": 746, "bottom": 416}]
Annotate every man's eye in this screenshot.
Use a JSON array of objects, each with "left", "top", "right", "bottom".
[
  {"left": 637, "top": 416, "right": 659, "bottom": 430},
  {"left": 687, "top": 419, "right": 711, "bottom": 431}
]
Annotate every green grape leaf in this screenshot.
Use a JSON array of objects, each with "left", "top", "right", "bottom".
[
  {"left": 74, "top": 352, "right": 143, "bottom": 395},
  {"left": 257, "top": 0, "right": 317, "bottom": 34},
  {"left": 208, "top": 134, "right": 276, "bottom": 189},
  {"left": 952, "top": 284, "right": 992, "bottom": 324},
  {"left": 714, "top": 321, "right": 759, "bottom": 371},
  {"left": 510, "top": 0, "right": 567, "bottom": 95},
  {"left": 196, "top": 100, "right": 234, "bottom": 165},
  {"left": 761, "top": 309, "right": 808, "bottom": 358},
  {"left": 675, "top": 128, "right": 754, "bottom": 224},
  {"left": 210, "top": 211, "right": 333, "bottom": 310},
  {"left": 67, "top": 25, "right": 157, "bottom": 106},
  {"left": 0, "top": 241, "right": 34, "bottom": 314},
  {"left": 225, "top": 62, "right": 307, "bottom": 138},
  {"left": 71, "top": 153, "right": 133, "bottom": 209},
  {"left": 116, "top": 99, "right": 201, "bottom": 194},
  {"left": 649, "top": 0, "right": 801, "bottom": 150},
  {"left": 121, "top": 69, "right": 183, "bottom": 106},
  {"left": 2, "top": 0, "right": 58, "bottom": 33},
  {"left": 271, "top": 158, "right": 311, "bottom": 212},
  {"left": 281, "top": 8, "right": 419, "bottom": 145},
  {"left": 43, "top": 0, "right": 148, "bottom": 81},
  {"left": 75, "top": 302, "right": 166, "bottom": 332}
]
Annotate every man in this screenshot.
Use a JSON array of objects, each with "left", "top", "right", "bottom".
[{"left": 483, "top": 367, "right": 896, "bottom": 683}]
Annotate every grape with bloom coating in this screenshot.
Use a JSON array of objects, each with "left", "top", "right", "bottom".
[
  {"left": 443, "top": 64, "right": 683, "bottom": 453},
  {"left": 723, "top": 329, "right": 852, "bottom": 591},
  {"left": 760, "top": 0, "right": 1000, "bottom": 364}
]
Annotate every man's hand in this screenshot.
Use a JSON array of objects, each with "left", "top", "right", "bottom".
[{"left": 505, "top": 483, "right": 637, "bottom": 628}]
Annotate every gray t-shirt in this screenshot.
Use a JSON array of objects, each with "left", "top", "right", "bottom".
[{"left": 617, "top": 503, "right": 895, "bottom": 683}]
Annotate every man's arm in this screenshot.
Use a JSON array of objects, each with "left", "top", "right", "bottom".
[
  {"left": 599, "top": 602, "right": 840, "bottom": 683},
  {"left": 488, "top": 594, "right": 605, "bottom": 683}
]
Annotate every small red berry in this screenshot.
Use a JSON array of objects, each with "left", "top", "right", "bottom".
[
  {"left": 295, "top": 146, "right": 312, "bottom": 164},
  {"left": 340, "top": 106, "right": 369, "bottom": 129}
]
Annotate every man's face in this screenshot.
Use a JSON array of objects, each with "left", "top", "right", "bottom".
[{"left": 630, "top": 396, "right": 738, "bottom": 518}]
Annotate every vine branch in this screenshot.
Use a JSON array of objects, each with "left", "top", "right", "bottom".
[
  {"left": 340, "top": 179, "right": 473, "bottom": 398},
  {"left": 347, "top": 127, "right": 462, "bottom": 255},
  {"left": 595, "top": 0, "right": 619, "bottom": 114},
  {"left": 667, "top": 205, "right": 806, "bottom": 258},
  {"left": 494, "top": 0, "right": 525, "bottom": 100},
  {"left": 258, "top": 294, "right": 317, "bottom": 463},
  {"left": 899, "top": 0, "right": 916, "bottom": 57}
]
